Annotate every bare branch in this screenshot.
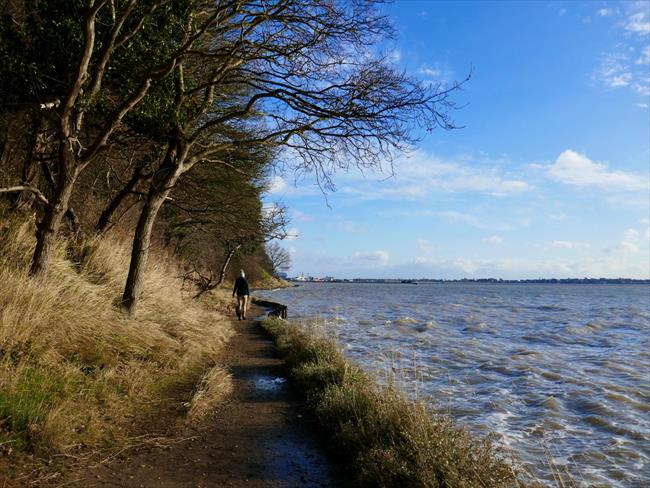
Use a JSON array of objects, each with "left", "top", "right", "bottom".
[{"left": 0, "top": 185, "right": 49, "bottom": 206}]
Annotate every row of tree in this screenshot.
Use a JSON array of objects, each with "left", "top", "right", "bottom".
[{"left": 0, "top": 0, "right": 461, "bottom": 315}]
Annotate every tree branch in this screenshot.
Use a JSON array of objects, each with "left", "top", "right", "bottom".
[{"left": 0, "top": 185, "right": 49, "bottom": 206}]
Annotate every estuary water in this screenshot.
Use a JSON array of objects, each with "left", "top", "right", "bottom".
[{"left": 256, "top": 282, "right": 650, "bottom": 487}]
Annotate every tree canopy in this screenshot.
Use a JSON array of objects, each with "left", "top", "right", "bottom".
[{"left": 0, "top": 0, "right": 463, "bottom": 314}]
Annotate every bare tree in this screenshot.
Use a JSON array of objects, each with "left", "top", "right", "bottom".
[
  {"left": 120, "top": 0, "right": 465, "bottom": 314},
  {"left": 1, "top": 1, "right": 463, "bottom": 315},
  {"left": 266, "top": 242, "right": 291, "bottom": 276},
  {"left": 171, "top": 167, "right": 290, "bottom": 297}
]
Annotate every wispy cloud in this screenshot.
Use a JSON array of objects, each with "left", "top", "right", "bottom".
[
  {"left": 551, "top": 240, "right": 591, "bottom": 249},
  {"left": 267, "top": 175, "right": 288, "bottom": 194},
  {"left": 338, "top": 150, "right": 532, "bottom": 201},
  {"left": 418, "top": 63, "right": 455, "bottom": 84},
  {"left": 546, "top": 149, "right": 649, "bottom": 192},
  {"left": 352, "top": 250, "right": 390, "bottom": 265},
  {"left": 625, "top": 11, "right": 650, "bottom": 34},
  {"left": 304, "top": 255, "right": 650, "bottom": 279},
  {"left": 483, "top": 235, "right": 504, "bottom": 245},
  {"left": 593, "top": 2, "right": 650, "bottom": 97},
  {"left": 387, "top": 209, "right": 529, "bottom": 231},
  {"left": 264, "top": 174, "right": 319, "bottom": 198},
  {"left": 417, "top": 239, "right": 435, "bottom": 254},
  {"left": 596, "top": 52, "right": 634, "bottom": 88},
  {"left": 605, "top": 227, "right": 649, "bottom": 254}
]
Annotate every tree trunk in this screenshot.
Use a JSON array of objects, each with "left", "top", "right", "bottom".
[
  {"left": 218, "top": 245, "right": 241, "bottom": 286},
  {"left": 29, "top": 159, "right": 78, "bottom": 276},
  {"left": 192, "top": 244, "right": 242, "bottom": 299},
  {"left": 96, "top": 165, "right": 150, "bottom": 235},
  {"left": 121, "top": 144, "right": 184, "bottom": 315}
]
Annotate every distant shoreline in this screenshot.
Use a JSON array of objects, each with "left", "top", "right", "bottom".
[{"left": 289, "top": 278, "right": 650, "bottom": 285}]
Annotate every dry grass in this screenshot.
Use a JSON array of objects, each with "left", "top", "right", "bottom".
[
  {"left": 263, "top": 316, "right": 524, "bottom": 488},
  {"left": 0, "top": 215, "right": 233, "bottom": 464}
]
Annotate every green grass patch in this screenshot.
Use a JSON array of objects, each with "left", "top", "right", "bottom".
[{"left": 0, "top": 366, "right": 67, "bottom": 451}]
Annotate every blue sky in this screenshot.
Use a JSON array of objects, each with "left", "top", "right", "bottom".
[{"left": 266, "top": 0, "right": 650, "bottom": 279}]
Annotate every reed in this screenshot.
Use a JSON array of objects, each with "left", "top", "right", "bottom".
[
  {"left": 0, "top": 216, "right": 232, "bottom": 463},
  {"left": 262, "top": 316, "right": 521, "bottom": 487}
]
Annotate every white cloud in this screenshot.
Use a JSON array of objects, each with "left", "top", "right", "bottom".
[
  {"left": 338, "top": 150, "right": 532, "bottom": 200},
  {"left": 483, "top": 235, "right": 504, "bottom": 245},
  {"left": 292, "top": 248, "right": 649, "bottom": 279},
  {"left": 552, "top": 240, "right": 591, "bottom": 249},
  {"left": 417, "top": 239, "right": 435, "bottom": 254},
  {"left": 594, "top": 3, "right": 650, "bottom": 97},
  {"left": 353, "top": 250, "right": 389, "bottom": 265},
  {"left": 605, "top": 193, "right": 650, "bottom": 208},
  {"left": 638, "top": 102, "right": 649, "bottom": 108},
  {"left": 626, "top": 11, "right": 650, "bottom": 34},
  {"left": 605, "top": 226, "right": 650, "bottom": 254},
  {"left": 609, "top": 72, "right": 633, "bottom": 87},
  {"left": 546, "top": 149, "right": 649, "bottom": 192},
  {"left": 401, "top": 256, "right": 648, "bottom": 279},
  {"left": 396, "top": 209, "right": 529, "bottom": 231},
  {"left": 417, "top": 63, "right": 455, "bottom": 84},
  {"left": 596, "top": 52, "right": 634, "bottom": 88},
  {"left": 267, "top": 175, "right": 288, "bottom": 194},
  {"left": 420, "top": 67, "right": 442, "bottom": 77}
]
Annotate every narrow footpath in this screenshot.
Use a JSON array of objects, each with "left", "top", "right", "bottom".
[{"left": 73, "top": 311, "right": 346, "bottom": 487}]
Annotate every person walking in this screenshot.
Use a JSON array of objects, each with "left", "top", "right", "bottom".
[{"left": 232, "top": 269, "right": 250, "bottom": 320}]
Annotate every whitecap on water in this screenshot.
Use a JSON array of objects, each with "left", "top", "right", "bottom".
[{"left": 393, "top": 316, "right": 418, "bottom": 325}]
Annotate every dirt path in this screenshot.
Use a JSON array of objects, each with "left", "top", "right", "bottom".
[{"left": 72, "top": 312, "right": 346, "bottom": 487}]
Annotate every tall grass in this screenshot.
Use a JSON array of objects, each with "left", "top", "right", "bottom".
[
  {"left": 0, "top": 216, "right": 233, "bottom": 462},
  {"left": 262, "top": 316, "right": 526, "bottom": 488}
]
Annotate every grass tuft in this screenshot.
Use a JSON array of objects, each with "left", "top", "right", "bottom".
[{"left": 263, "top": 316, "right": 520, "bottom": 488}]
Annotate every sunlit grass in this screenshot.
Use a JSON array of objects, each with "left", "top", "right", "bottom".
[{"left": 0, "top": 216, "right": 233, "bottom": 462}]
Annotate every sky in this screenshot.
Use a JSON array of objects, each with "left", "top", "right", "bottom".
[{"left": 265, "top": 0, "right": 650, "bottom": 280}]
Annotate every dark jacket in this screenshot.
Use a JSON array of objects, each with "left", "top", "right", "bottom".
[{"left": 233, "top": 276, "right": 250, "bottom": 297}]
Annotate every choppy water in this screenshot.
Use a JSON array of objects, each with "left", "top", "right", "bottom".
[{"left": 257, "top": 283, "right": 650, "bottom": 487}]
